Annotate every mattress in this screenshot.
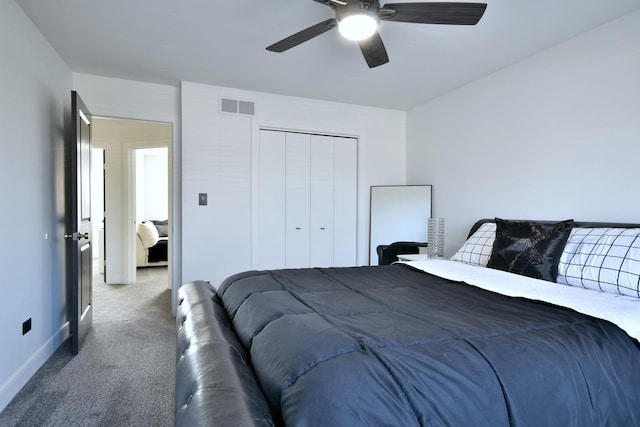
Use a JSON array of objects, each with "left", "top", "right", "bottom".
[
  {"left": 403, "top": 258, "right": 640, "bottom": 340},
  {"left": 216, "top": 264, "right": 640, "bottom": 426}
]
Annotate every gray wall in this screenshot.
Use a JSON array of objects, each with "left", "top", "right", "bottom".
[
  {"left": 0, "top": 0, "right": 72, "bottom": 411},
  {"left": 406, "top": 10, "right": 640, "bottom": 256}
]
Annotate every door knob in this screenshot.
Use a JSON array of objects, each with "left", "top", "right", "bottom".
[{"left": 64, "top": 232, "right": 89, "bottom": 240}]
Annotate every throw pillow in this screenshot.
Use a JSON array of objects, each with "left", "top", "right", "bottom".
[
  {"left": 137, "top": 221, "right": 160, "bottom": 248},
  {"left": 487, "top": 218, "right": 574, "bottom": 282},
  {"left": 451, "top": 222, "right": 496, "bottom": 267},
  {"left": 557, "top": 227, "right": 640, "bottom": 298},
  {"left": 152, "top": 219, "right": 169, "bottom": 237}
]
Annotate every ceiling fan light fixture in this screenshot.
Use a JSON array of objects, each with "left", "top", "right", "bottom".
[
  {"left": 266, "top": 1, "right": 487, "bottom": 68},
  {"left": 338, "top": 14, "right": 378, "bottom": 41}
]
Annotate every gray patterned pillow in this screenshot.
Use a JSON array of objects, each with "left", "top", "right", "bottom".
[{"left": 487, "top": 218, "right": 574, "bottom": 282}]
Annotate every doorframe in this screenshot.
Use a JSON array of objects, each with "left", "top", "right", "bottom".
[
  {"left": 124, "top": 139, "right": 172, "bottom": 285},
  {"left": 70, "top": 78, "right": 181, "bottom": 315},
  {"left": 91, "top": 113, "right": 178, "bottom": 315},
  {"left": 90, "top": 147, "right": 106, "bottom": 279}
]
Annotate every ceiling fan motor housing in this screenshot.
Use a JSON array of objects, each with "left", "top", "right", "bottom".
[
  {"left": 335, "top": 1, "right": 379, "bottom": 22},
  {"left": 336, "top": 1, "right": 380, "bottom": 41}
]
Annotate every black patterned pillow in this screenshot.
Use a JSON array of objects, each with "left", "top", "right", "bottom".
[{"left": 487, "top": 218, "right": 574, "bottom": 282}]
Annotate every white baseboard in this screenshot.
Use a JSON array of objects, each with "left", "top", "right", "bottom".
[{"left": 0, "top": 321, "right": 70, "bottom": 412}]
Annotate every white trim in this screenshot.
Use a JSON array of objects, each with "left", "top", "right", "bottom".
[
  {"left": 79, "top": 109, "right": 90, "bottom": 126},
  {"left": 124, "top": 143, "right": 137, "bottom": 284},
  {"left": 0, "top": 322, "right": 70, "bottom": 412},
  {"left": 124, "top": 139, "right": 172, "bottom": 285}
]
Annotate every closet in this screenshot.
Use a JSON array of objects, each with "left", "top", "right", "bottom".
[{"left": 255, "top": 129, "right": 357, "bottom": 270}]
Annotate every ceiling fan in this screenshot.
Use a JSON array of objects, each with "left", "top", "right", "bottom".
[{"left": 266, "top": 1, "right": 487, "bottom": 68}]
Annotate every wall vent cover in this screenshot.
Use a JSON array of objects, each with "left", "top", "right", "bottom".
[
  {"left": 221, "top": 98, "right": 238, "bottom": 113},
  {"left": 220, "top": 98, "right": 255, "bottom": 116},
  {"left": 238, "top": 101, "right": 255, "bottom": 115}
]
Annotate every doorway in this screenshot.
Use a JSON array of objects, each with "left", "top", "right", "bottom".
[
  {"left": 91, "top": 148, "right": 105, "bottom": 279},
  {"left": 90, "top": 117, "right": 173, "bottom": 294},
  {"left": 133, "top": 147, "right": 169, "bottom": 273}
]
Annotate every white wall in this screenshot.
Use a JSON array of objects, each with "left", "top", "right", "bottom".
[
  {"left": 406, "top": 10, "right": 640, "bottom": 256},
  {"left": 0, "top": 0, "right": 72, "bottom": 412},
  {"left": 182, "top": 82, "right": 406, "bottom": 286}
]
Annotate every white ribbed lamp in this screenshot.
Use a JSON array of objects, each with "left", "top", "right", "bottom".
[{"left": 428, "top": 218, "right": 445, "bottom": 258}]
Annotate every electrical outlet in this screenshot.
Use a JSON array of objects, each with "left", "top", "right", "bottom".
[
  {"left": 199, "top": 193, "right": 208, "bottom": 206},
  {"left": 22, "top": 318, "right": 32, "bottom": 335}
]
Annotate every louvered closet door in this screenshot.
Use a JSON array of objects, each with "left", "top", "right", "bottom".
[
  {"left": 285, "top": 133, "right": 311, "bottom": 269},
  {"left": 334, "top": 137, "right": 357, "bottom": 266},
  {"left": 310, "top": 135, "right": 335, "bottom": 267},
  {"left": 256, "top": 130, "right": 286, "bottom": 270}
]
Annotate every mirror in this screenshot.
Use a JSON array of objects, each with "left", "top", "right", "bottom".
[{"left": 369, "top": 185, "right": 432, "bottom": 265}]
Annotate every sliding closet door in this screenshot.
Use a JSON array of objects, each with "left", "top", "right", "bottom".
[
  {"left": 310, "top": 135, "right": 335, "bottom": 267},
  {"left": 285, "top": 133, "right": 311, "bottom": 268},
  {"left": 254, "top": 129, "right": 357, "bottom": 270},
  {"left": 256, "top": 130, "right": 286, "bottom": 270},
  {"left": 334, "top": 137, "right": 357, "bottom": 266}
]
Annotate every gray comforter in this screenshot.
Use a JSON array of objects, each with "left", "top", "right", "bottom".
[{"left": 217, "top": 264, "right": 640, "bottom": 426}]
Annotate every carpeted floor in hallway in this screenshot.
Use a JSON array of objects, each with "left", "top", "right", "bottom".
[{"left": 0, "top": 264, "right": 175, "bottom": 426}]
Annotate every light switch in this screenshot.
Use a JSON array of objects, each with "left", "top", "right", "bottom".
[{"left": 199, "top": 193, "right": 207, "bottom": 206}]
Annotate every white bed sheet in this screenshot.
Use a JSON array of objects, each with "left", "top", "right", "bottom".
[{"left": 402, "top": 259, "right": 640, "bottom": 341}]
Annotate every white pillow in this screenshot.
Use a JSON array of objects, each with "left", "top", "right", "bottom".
[
  {"left": 557, "top": 227, "right": 640, "bottom": 298},
  {"left": 451, "top": 222, "right": 496, "bottom": 267},
  {"left": 137, "top": 221, "right": 159, "bottom": 248}
]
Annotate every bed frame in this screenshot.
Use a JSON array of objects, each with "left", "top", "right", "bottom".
[
  {"left": 469, "top": 218, "right": 640, "bottom": 237},
  {"left": 176, "top": 219, "right": 640, "bottom": 426}
]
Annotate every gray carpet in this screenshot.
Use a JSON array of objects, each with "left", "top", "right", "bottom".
[{"left": 0, "top": 264, "right": 175, "bottom": 426}]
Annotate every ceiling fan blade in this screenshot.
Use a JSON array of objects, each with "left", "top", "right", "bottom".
[
  {"left": 379, "top": 2, "right": 487, "bottom": 25},
  {"left": 311, "top": 0, "right": 347, "bottom": 4},
  {"left": 266, "top": 19, "right": 337, "bottom": 52},
  {"left": 358, "top": 32, "right": 389, "bottom": 68}
]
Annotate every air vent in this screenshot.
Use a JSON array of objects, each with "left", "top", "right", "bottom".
[
  {"left": 221, "top": 98, "right": 238, "bottom": 113},
  {"left": 220, "top": 98, "right": 255, "bottom": 116},
  {"left": 238, "top": 101, "right": 255, "bottom": 115}
]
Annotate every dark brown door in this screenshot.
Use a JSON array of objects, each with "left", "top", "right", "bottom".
[{"left": 65, "top": 91, "right": 93, "bottom": 355}]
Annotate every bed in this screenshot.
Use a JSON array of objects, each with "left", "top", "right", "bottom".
[{"left": 175, "top": 219, "right": 640, "bottom": 426}]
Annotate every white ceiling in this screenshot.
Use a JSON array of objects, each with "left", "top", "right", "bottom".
[{"left": 16, "top": 0, "right": 640, "bottom": 110}]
